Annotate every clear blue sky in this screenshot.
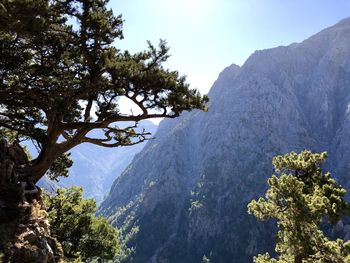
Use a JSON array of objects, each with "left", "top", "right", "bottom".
[{"left": 108, "top": 0, "right": 350, "bottom": 95}]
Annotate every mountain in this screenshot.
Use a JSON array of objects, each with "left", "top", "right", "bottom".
[
  {"left": 37, "top": 120, "right": 157, "bottom": 203},
  {"left": 99, "top": 18, "right": 350, "bottom": 262}
]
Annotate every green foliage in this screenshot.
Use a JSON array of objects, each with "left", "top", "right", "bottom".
[
  {"left": 0, "top": 0, "right": 208, "bottom": 182},
  {"left": 248, "top": 151, "right": 350, "bottom": 263},
  {"left": 113, "top": 225, "right": 139, "bottom": 263},
  {"left": 47, "top": 153, "right": 73, "bottom": 181},
  {"left": 0, "top": 128, "right": 17, "bottom": 142},
  {"left": 43, "top": 187, "right": 120, "bottom": 262}
]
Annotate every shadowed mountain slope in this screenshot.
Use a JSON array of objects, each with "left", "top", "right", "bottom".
[{"left": 99, "top": 18, "right": 350, "bottom": 262}]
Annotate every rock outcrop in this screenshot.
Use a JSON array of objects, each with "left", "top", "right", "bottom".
[
  {"left": 0, "top": 139, "right": 62, "bottom": 263},
  {"left": 99, "top": 18, "right": 350, "bottom": 262}
]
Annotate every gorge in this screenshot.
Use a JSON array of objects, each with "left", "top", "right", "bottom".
[{"left": 99, "top": 18, "right": 350, "bottom": 262}]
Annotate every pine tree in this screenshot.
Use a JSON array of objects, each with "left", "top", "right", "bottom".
[
  {"left": 248, "top": 151, "right": 350, "bottom": 263},
  {"left": 43, "top": 187, "right": 120, "bottom": 262},
  {"left": 0, "top": 0, "right": 208, "bottom": 261},
  {"left": 0, "top": 0, "right": 208, "bottom": 182}
]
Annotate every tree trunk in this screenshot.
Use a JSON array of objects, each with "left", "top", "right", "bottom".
[{"left": 0, "top": 139, "right": 63, "bottom": 263}]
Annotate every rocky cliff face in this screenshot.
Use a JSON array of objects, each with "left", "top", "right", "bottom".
[
  {"left": 99, "top": 18, "right": 350, "bottom": 262},
  {"left": 0, "top": 140, "right": 62, "bottom": 263}
]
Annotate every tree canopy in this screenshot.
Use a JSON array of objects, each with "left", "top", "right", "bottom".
[
  {"left": 0, "top": 0, "right": 208, "bottom": 182},
  {"left": 43, "top": 186, "right": 120, "bottom": 262},
  {"left": 248, "top": 151, "right": 350, "bottom": 263}
]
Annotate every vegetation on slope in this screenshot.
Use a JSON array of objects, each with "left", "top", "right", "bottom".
[
  {"left": 0, "top": 0, "right": 207, "bottom": 259},
  {"left": 43, "top": 187, "right": 120, "bottom": 262},
  {"left": 249, "top": 151, "right": 350, "bottom": 262}
]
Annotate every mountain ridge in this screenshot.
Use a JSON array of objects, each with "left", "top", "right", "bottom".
[{"left": 99, "top": 17, "right": 350, "bottom": 262}]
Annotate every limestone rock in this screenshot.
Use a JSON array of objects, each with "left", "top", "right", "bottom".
[
  {"left": 99, "top": 17, "right": 350, "bottom": 263},
  {"left": 0, "top": 140, "right": 62, "bottom": 263}
]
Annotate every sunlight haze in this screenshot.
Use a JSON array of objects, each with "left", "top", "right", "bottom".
[{"left": 111, "top": 1, "right": 350, "bottom": 124}]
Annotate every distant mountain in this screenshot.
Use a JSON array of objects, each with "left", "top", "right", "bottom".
[
  {"left": 37, "top": 120, "right": 157, "bottom": 203},
  {"left": 99, "top": 18, "right": 350, "bottom": 262}
]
